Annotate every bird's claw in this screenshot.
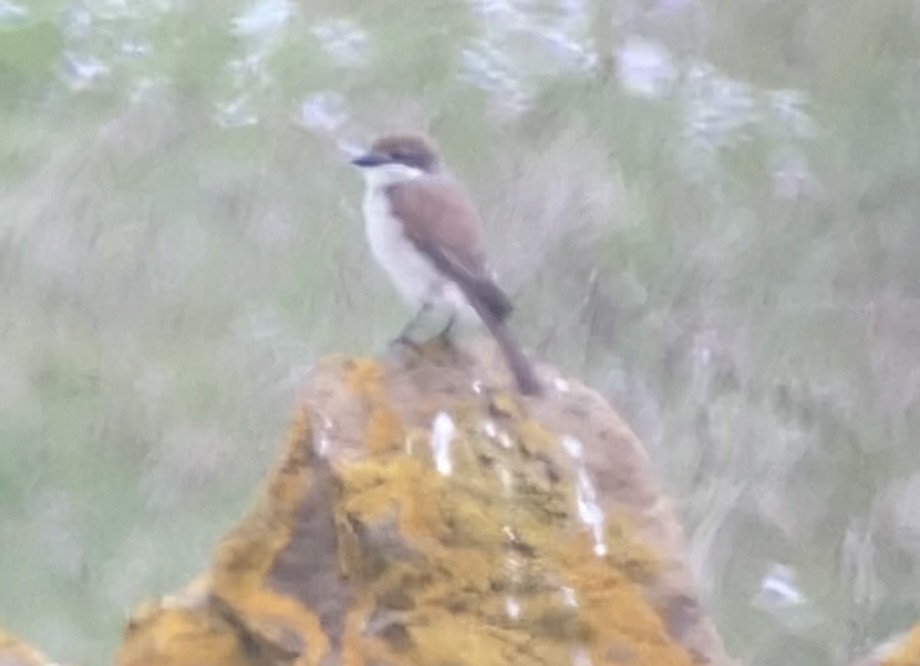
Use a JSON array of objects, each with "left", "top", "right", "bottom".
[{"left": 389, "top": 335, "right": 422, "bottom": 354}]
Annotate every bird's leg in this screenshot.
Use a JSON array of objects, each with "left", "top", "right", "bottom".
[
  {"left": 391, "top": 303, "right": 432, "bottom": 349},
  {"left": 436, "top": 313, "right": 457, "bottom": 346}
]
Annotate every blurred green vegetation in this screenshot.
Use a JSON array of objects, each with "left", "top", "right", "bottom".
[{"left": 1, "top": 1, "right": 919, "bottom": 664}]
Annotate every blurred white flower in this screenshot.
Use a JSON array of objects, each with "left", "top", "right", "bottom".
[
  {"left": 683, "top": 63, "right": 760, "bottom": 150},
  {"left": 215, "top": 95, "right": 259, "bottom": 128},
  {"left": 63, "top": 53, "right": 111, "bottom": 90},
  {"left": 299, "top": 91, "right": 349, "bottom": 133},
  {"left": 311, "top": 17, "right": 370, "bottom": 67},
  {"left": 120, "top": 39, "right": 149, "bottom": 57},
  {"left": 541, "top": 28, "right": 597, "bottom": 72},
  {"left": 232, "top": 0, "right": 292, "bottom": 37},
  {"left": 769, "top": 89, "right": 818, "bottom": 139},
  {"left": 468, "top": 0, "right": 528, "bottom": 30},
  {"left": 0, "top": 0, "right": 26, "bottom": 22},
  {"left": 464, "top": 0, "right": 595, "bottom": 111},
  {"left": 755, "top": 563, "right": 805, "bottom": 609},
  {"left": 556, "top": 0, "right": 590, "bottom": 22},
  {"left": 62, "top": 5, "right": 93, "bottom": 38},
  {"left": 616, "top": 37, "right": 677, "bottom": 99},
  {"left": 229, "top": 52, "right": 270, "bottom": 85},
  {"left": 231, "top": 0, "right": 292, "bottom": 87},
  {"left": 770, "top": 146, "right": 818, "bottom": 201},
  {"left": 461, "top": 41, "right": 531, "bottom": 112}
]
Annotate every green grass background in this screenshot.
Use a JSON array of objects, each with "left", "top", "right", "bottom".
[{"left": 1, "top": 1, "right": 919, "bottom": 664}]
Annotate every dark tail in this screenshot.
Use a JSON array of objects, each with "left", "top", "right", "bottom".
[
  {"left": 469, "top": 275, "right": 514, "bottom": 322},
  {"left": 465, "top": 294, "right": 542, "bottom": 396}
]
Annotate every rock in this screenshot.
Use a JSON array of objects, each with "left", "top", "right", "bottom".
[
  {"left": 852, "top": 622, "right": 920, "bottom": 666},
  {"left": 0, "top": 628, "right": 53, "bottom": 666},
  {"left": 117, "top": 340, "right": 736, "bottom": 665}
]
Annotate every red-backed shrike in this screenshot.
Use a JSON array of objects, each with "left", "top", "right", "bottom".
[{"left": 351, "top": 133, "right": 541, "bottom": 395}]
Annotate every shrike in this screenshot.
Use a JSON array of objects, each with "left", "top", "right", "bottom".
[{"left": 350, "top": 132, "right": 541, "bottom": 395}]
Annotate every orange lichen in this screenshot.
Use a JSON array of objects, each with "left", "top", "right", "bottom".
[
  {"left": 117, "top": 346, "right": 733, "bottom": 666},
  {"left": 403, "top": 614, "right": 539, "bottom": 665},
  {"left": 883, "top": 622, "right": 920, "bottom": 666},
  {"left": 344, "top": 357, "right": 407, "bottom": 455},
  {"left": 515, "top": 418, "right": 565, "bottom": 458},
  {"left": 287, "top": 404, "right": 312, "bottom": 453},
  {"left": 343, "top": 357, "right": 386, "bottom": 396},
  {"left": 339, "top": 594, "right": 380, "bottom": 666},
  {"left": 603, "top": 518, "right": 661, "bottom": 583},
  {"left": 336, "top": 456, "right": 446, "bottom": 543},
  {"left": 207, "top": 405, "right": 332, "bottom": 665},
  {"left": 118, "top": 597, "right": 251, "bottom": 666},
  {"left": 331, "top": 391, "right": 693, "bottom": 666},
  {"left": 558, "top": 534, "right": 693, "bottom": 666},
  {"left": 489, "top": 392, "right": 523, "bottom": 419},
  {"left": 364, "top": 406, "right": 406, "bottom": 454}
]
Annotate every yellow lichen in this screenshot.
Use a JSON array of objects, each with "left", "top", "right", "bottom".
[
  {"left": 332, "top": 386, "right": 693, "bottom": 665},
  {"left": 489, "top": 392, "right": 523, "bottom": 419},
  {"left": 603, "top": 518, "right": 661, "bottom": 582},
  {"left": 118, "top": 602, "right": 251, "bottom": 666},
  {"left": 364, "top": 406, "right": 406, "bottom": 454},
  {"left": 337, "top": 456, "right": 446, "bottom": 542},
  {"left": 343, "top": 357, "right": 407, "bottom": 455},
  {"left": 343, "top": 357, "right": 386, "bottom": 396},
  {"left": 208, "top": 405, "right": 332, "bottom": 666},
  {"left": 884, "top": 623, "right": 920, "bottom": 666},
  {"left": 117, "top": 349, "right": 727, "bottom": 666},
  {"left": 514, "top": 419, "right": 562, "bottom": 459},
  {"left": 558, "top": 534, "right": 693, "bottom": 666}
]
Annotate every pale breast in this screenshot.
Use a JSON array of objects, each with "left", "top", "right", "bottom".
[{"left": 363, "top": 188, "right": 444, "bottom": 309}]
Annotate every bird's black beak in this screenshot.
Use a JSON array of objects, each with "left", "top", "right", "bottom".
[{"left": 350, "top": 152, "right": 390, "bottom": 168}]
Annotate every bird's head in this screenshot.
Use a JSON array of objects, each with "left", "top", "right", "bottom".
[{"left": 351, "top": 132, "right": 441, "bottom": 186}]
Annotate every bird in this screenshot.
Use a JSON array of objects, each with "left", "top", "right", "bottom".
[{"left": 350, "top": 132, "right": 542, "bottom": 396}]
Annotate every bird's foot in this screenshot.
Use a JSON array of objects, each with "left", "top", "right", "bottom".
[
  {"left": 435, "top": 329, "right": 457, "bottom": 351},
  {"left": 431, "top": 314, "right": 458, "bottom": 350},
  {"left": 389, "top": 334, "right": 423, "bottom": 355}
]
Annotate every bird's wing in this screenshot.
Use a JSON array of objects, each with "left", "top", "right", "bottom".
[{"left": 386, "top": 176, "right": 513, "bottom": 321}]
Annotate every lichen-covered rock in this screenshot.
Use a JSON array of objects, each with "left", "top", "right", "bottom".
[
  {"left": 117, "top": 340, "right": 735, "bottom": 665},
  {"left": 0, "top": 628, "right": 53, "bottom": 666},
  {"left": 852, "top": 622, "right": 920, "bottom": 666},
  {"left": 883, "top": 624, "right": 920, "bottom": 666}
]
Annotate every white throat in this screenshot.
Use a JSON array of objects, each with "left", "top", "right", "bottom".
[
  {"left": 358, "top": 160, "right": 477, "bottom": 329},
  {"left": 359, "top": 163, "right": 425, "bottom": 191}
]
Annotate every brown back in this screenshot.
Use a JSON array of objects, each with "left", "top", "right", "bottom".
[{"left": 386, "top": 176, "right": 513, "bottom": 321}]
